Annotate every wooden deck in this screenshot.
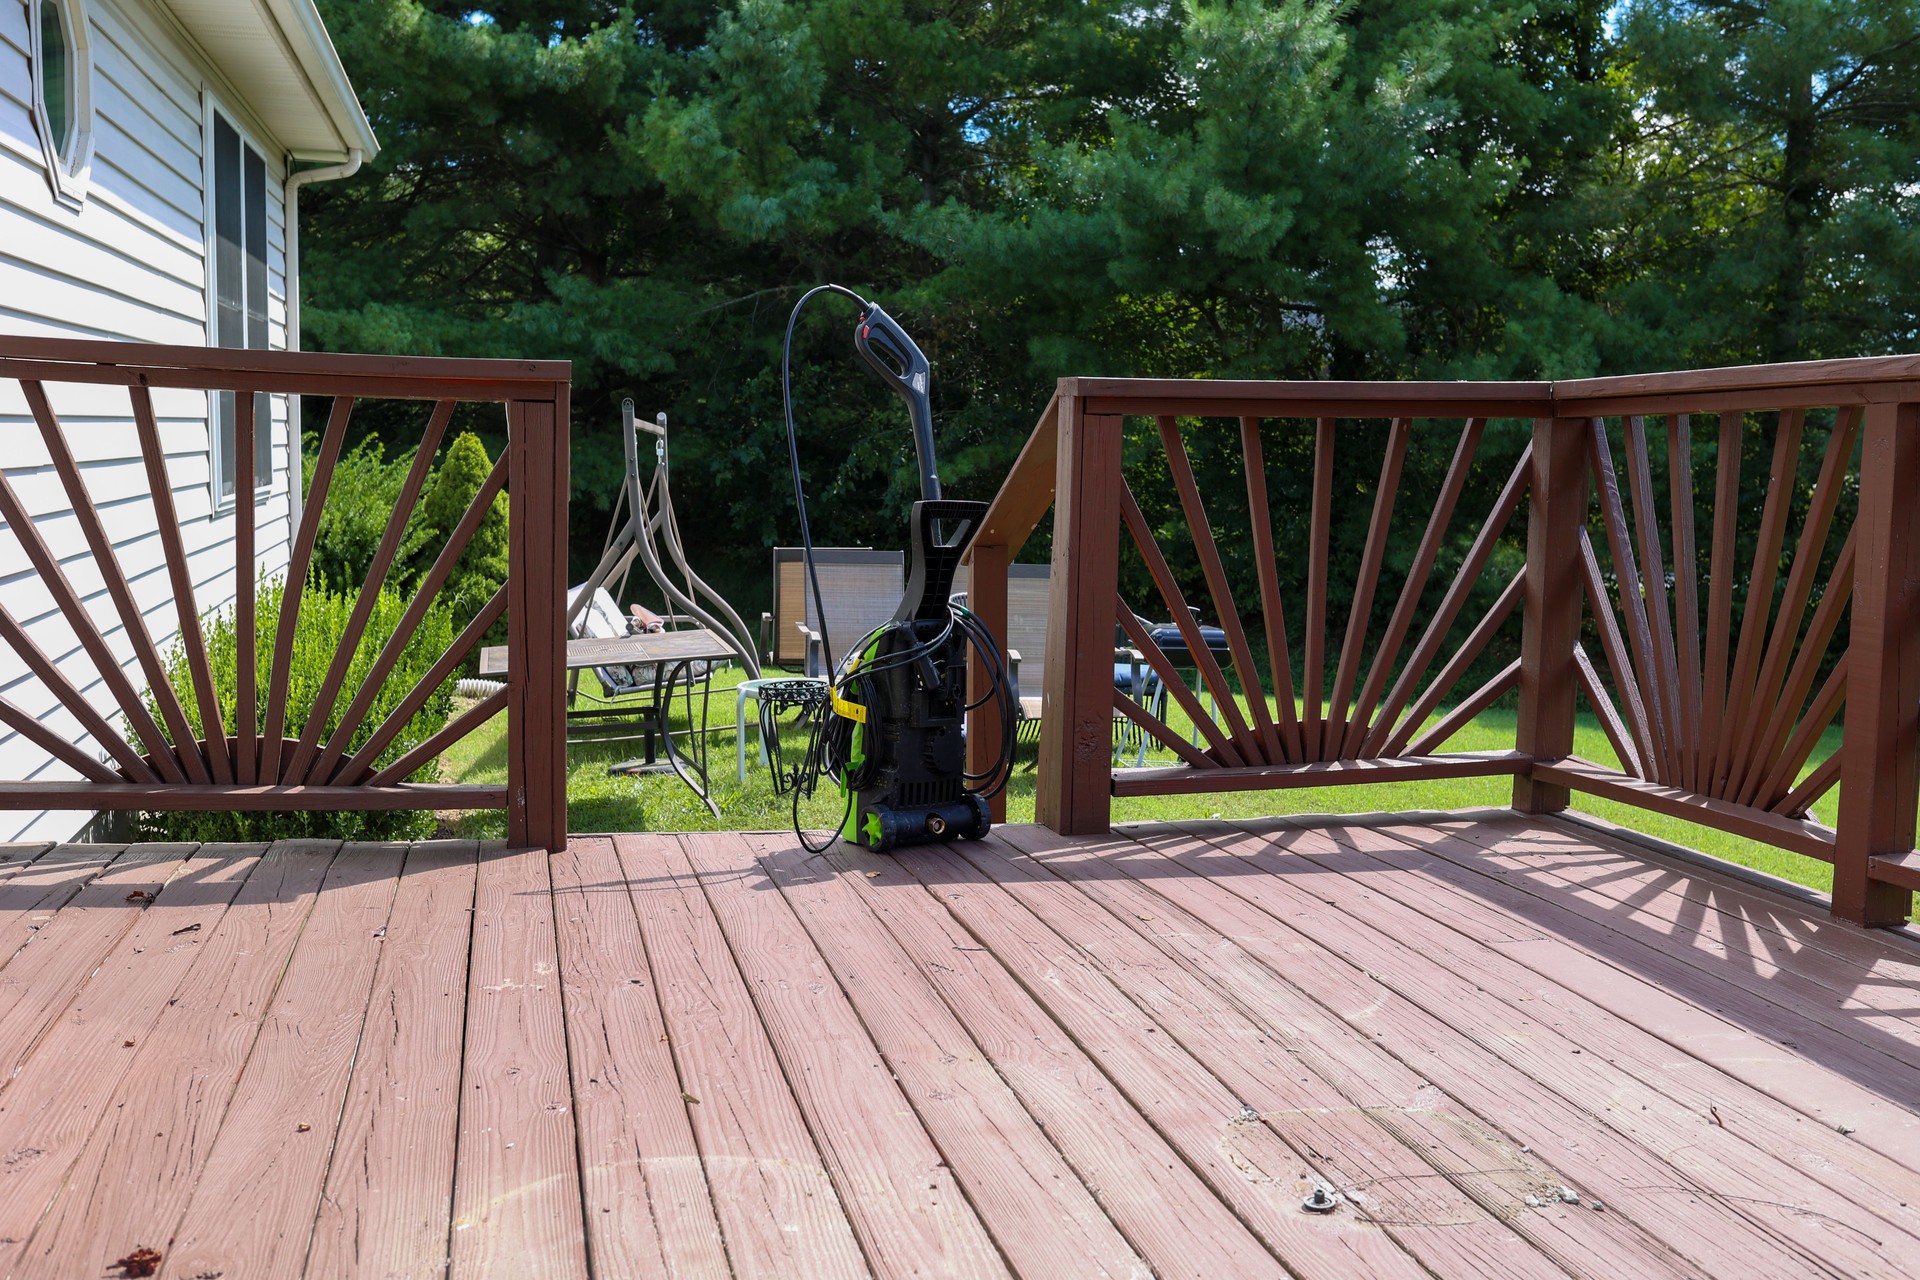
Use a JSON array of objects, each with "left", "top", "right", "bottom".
[{"left": 1, "top": 816, "right": 1919, "bottom": 1278}]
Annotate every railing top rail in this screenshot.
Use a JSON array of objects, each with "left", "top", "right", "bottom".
[
  {"left": 0, "top": 335, "right": 571, "bottom": 402},
  {"left": 1064, "top": 375, "right": 1554, "bottom": 419}
]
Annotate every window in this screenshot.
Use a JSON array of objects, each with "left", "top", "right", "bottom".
[
  {"left": 29, "top": 0, "right": 93, "bottom": 205},
  {"left": 210, "top": 111, "right": 272, "bottom": 501}
]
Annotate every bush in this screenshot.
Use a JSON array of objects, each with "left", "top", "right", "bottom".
[
  {"left": 307, "top": 430, "right": 508, "bottom": 640},
  {"left": 133, "top": 576, "right": 459, "bottom": 843}
]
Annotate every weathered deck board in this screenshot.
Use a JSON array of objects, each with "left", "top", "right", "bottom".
[
  {"left": 0, "top": 817, "right": 1914, "bottom": 1279},
  {"left": 613, "top": 832, "right": 870, "bottom": 1280},
  {"left": 450, "top": 843, "right": 589, "bottom": 1280},
  {"left": 679, "top": 832, "right": 1012, "bottom": 1278},
  {"left": 163, "top": 843, "right": 407, "bottom": 1280},
  {"left": 14, "top": 840, "right": 338, "bottom": 1280},
  {"left": 549, "top": 835, "right": 728, "bottom": 1278},
  {"left": 308, "top": 842, "right": 477, "bottom": 1280},
  {"left": 745, "top": 832, "right": 1153, "bottom": 1280},
  {"left": 0, "top": 845, "right": 266, "bottom": 1273}
]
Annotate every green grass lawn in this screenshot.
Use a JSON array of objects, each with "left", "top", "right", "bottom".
[{"left": 438, "top": 663, "right": 1840, "bottom": 894}]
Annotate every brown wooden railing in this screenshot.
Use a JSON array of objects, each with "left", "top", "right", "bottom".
[
  {"left": 967, "top": 358, "right": 1920, "bottom": 926},
  {"left": 0, "top": 337, "right": 569, "bottom": 851}
]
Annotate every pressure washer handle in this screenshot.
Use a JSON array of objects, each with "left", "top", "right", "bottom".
[{"left": 854, "top": 303, "right": 941, "bottom": 503}]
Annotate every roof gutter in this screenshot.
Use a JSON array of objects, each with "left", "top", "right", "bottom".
[{"left": 283, "top": 148, "right": 363, "bottom": 530}]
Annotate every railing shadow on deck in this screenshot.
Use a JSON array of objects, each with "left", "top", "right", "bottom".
[
  {"left": 0, "top": 338, "right": 571, "bottom": 850},
  {"left": 963, "top": 357, "right": 1920, "bottom": 928}
]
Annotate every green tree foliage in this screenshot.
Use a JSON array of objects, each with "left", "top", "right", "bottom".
[{"left": 302, "top": 0, "right": 1919, "bottom": 632}]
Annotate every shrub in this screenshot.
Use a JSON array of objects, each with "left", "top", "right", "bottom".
[
  {"left": 133, "top": 576, "right": 459, "bottom": 843},
  {"left": 408, "top": 430, "right": 509, "bottom": 635}
]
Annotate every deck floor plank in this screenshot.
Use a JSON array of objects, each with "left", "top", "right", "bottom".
[
  {"left": 0, "top": 819, "right": 1914, "bottom": 1278},
  {"left": 991, "top": 823, "right": 1709, "bottom": 1280},
  {"left": 0, "top": 844, "right": 266, "bottom": 1273},
  {"left": 612, "top": 833, "right": 869, "bottom": 1280},
  {"left": 1308, "top": 815, "right": 1920, "bottom": 1255},
  {"left": 308, "top": 842, "right": 478, "bottom": 1280},
  {"left": 909, "top": 834, "right": 1504, "bottom": 1280},
  {"left": 983, "top": 824, "right": 1700, "bottom": 1280},
  {"left": 816, "top": 837, "right": 1287, "bottom": 1279},
  {"left": 449, "top": 843, "right": 590, "bottom": 1280},
  {"left": 1112, "top": 821, "right": 1841, "bottom": 1280},
  {"left": 745, "top": 832, "right": 1153, "bottom": 1280},
  {"left": 163, "top": 843, "right": 407, "bottom": 1280},
  {"left": 549, "top": 836, "right": 729, "bottom": 1279},
  {"left": 0, "top": 843, "right": 123, "bottom": 971},
  {"left": 0, "top": 843, "right": 192, "bottom": 1079},
  {"left": 1205, "top": 816, "right": 1920, "bottom": 1275},
  {"left": 12, "top": 840, "right": 339, "bottom": 1280},
  {"left": 679, "top": 832, "right": 1013, "bottom": 1279}
]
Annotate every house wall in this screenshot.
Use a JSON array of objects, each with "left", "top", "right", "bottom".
[{"left": 0, "top": 0, "right": 295, "bottom": 841}]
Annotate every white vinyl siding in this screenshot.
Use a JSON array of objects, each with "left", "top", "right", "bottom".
[{"left": 0, "top": 0, "right": 295, "bottom": 842}]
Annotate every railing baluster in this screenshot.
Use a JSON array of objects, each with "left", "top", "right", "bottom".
[
  {"left": 1577, "top": 534, "right": 1656, "bottom": 776},
  {"left": 1574, "top": 643, "right": 1642, "bottom": 776},
  {"left": 1700, "top": 411, "right": 1743, "bottom": 787},
  {"left": 234, "top": 388, "right": 258, "bottom": 783},
  {"left": 367, "top": 689, "right": 509, "bottom": 788},
  {"left": 1116, "top": 601, "right": 1243, "bottom": 766},
  {"left": 1712, "top": 410, "right": 1803, "bottom": 797},
  {"left": 22, "top": 382, "right": 207, "bottom": 782},
  {"left": 331, "top": 589, "right": 508, "bottom": 786},
  {"left": 1111, "top": 689, "right": 1216, "bottom": 769},
  {"left": 1409, "top": 659, "right": 1520, "bottom": 755},
  {"left": 1382, "top": 570, "right": 1524, "bottom": 757},
  {"left": 0, "top": 448, "right": 184, "bottom": 781},
  {"left": 1623, "top": 415, "right": 1686, "bottom": 785},
  {"left": 1238, "top": 417, "right": 1302, "bottom": 763},
  {"left": 1590, "top": 418, "right": 1675, "bottom": 783},
  {"left": 1761, "top": 660, "right": 1847, "bottom": 814},
  {"left": 1116, "top": 481, "right": 1259, "bottom": 762},
  {"left": 1745, "top": 534, "right": 1855, "bottom": 808},
  {"left": 1155, "top": 416, "right": 1280, "bottom": 764},
  {"left": 284, "top": 400, "right": 455, "bottom": 786},
  {"left": 1325, "top": 419, "right": 1410, "bottom": 758},
  {"left": 1344, "top": 418, "right": 1483, "bottom": 758},
  {"left": 1302, "top": 418, "right": 1334, "bottom": 759},
  {"left": 0, "top": 604, "right": 156, "bottom": 781},
  {"left": 129, "top": 385, "right": 232, "bottom": 783},
  {"left": 1362, "top": 445, "right": 1530, "bottom": 758},
  {"left": 1728, "top": 407, "right": 1858, "bottom": 806},
  {"left": 1666, "top": 416, "right": 1704, "bottom": 792},
  {"left": 309, "top": 454, "right": 508, "bottom": 784},
  {"left": 0, "top": 696, "right": 124, "bottom": 783},
  {"left": 261, "top": 394, "right": 354, "bottom": 782}
]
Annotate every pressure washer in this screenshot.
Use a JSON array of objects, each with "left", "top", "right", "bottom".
[{"left": 780, "top": 286, "right": 1018, "bottom": 853}]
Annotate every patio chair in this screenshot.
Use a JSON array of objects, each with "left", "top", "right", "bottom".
[{"left": 764, "top": 547, "right": 906, "bottom": 677}]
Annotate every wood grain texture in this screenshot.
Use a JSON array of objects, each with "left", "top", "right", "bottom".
[
  {"left": 992, "top": 822, "right": 1695, "bottom": 1280},
  {"left": 449, "top": 843, "right": 589, "bottom": 1279},
  {"left": 0, "top": 845, "right": 266, "bottom": 1271},
  {"left": 13, "top": 842, "right": 338, "bottom": 1280},
  {"left": 164, "top": 843, "right": 407, "bottom": 1280},
  {"left": 898, "top": 838, "right": 1413, "bottom": 1279},
  {"left": 308, "top": 843, "right": 478, "bottom": 1280},
  {"left": 679, "top": 833, "right": 1011, "bottom": 1278},
  {"left": 818, "top": 837, "right": 1285, "bottom": 1278},
  {"left": 1513, "top": 418, "right": 1590, "bottom": 812},
  {"left": 613, "top": 833, "right": 868, "bottom": 1279},
  {"left": 1133, "top": 820, "right": 1851, "bottom": 1279},
  {"left": 549, "top": 836, "right": 729, "bottom": 1279},
  {"left": 744, "top": 832, "right": 1152, "bottom": 1280}
]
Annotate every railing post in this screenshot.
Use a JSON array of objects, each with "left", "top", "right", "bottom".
[
  {"left": 1834, "top": 400, "right": 1920, "bottom": 926},
  {"left": 1514, "top": 416, "right": 1591, "bottom": 813},
  {"left": 507, "top": 388, "right": 571, "bottom": 852},
  {"left": 965, "top": 539, "right": 1010, "bottom": 824},
  {"left": 1036, "top": 392, "right": 1122, "bottom": 835}
]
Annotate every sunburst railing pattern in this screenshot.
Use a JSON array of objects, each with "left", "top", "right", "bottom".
[
  {"left": 0, "top": 337, "right": 569, "bottom": 850},
  {"left": 971, "top": 363, "right": 1920, "bottom": 926}
]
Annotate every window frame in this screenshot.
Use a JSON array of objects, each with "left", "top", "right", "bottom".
[
  {"left": 201, "top": 94, "right": 284, "bottom": 511},
  {"left": 28, "top": 0, "right": 94, "bottom": 207}
]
